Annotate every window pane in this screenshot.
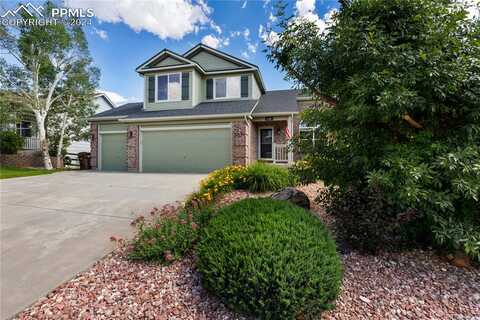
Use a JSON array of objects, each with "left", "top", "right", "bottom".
[
  {"left": 215, "top": 78, "right": 226, "bottom": 98},
  {"left": 227, "top": 76, "right": 240, "bottom": 98},
  {"left": 260, "top": 128, "right": 273, "bottom": 159},
  {"left": 168, "top": 73, "right": 181, "bottom": 101},
  {"left": 157, "top": 75, "right": 168, "bottom": 101}
]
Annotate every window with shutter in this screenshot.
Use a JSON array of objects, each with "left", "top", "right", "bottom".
[
  {"left": 206, "top": 79, "right": 213, "bottom": 100},
  {"left": 148, "top": 76, "right": 155, "bottom": 103},
  {"left": 241, "top": 75, "right": 249, "bottom": 98},
  {"left": 181, "top": 72, "right": 189, "bottom": 100}
]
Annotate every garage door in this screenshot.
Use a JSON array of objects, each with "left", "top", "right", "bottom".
[
  {"left": 141, "top": 125, "right": 231, "bottom": 173},
  {"left": 100, "top": 133, "right": 127, "bottom": 171}
]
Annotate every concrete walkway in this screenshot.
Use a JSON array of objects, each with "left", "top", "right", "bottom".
[{"left": 0, "top": 171, "right": 204, "bottom": 319}]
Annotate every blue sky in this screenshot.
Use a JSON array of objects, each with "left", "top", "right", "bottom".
[{"left": 3, "top": 0, "right": 340, "bottom": 104}]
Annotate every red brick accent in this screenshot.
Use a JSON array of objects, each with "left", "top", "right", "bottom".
[
  {"left": 232, "top": 121, "right": 248, "bottom": 165},
  {"left": 0, "top": 150, "right": 63, "bottom": 168},
  {"left": 90, "top": 123, "right": 98, "bottom": 169},
  {"left": 127, "top": 125, "right": 139, "bottom": 172}
]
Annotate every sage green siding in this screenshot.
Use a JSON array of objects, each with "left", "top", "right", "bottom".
[
  {"left": 141, "top": 127, "right": 231, "bottom": 173},
  {"left": 154, "top": 56, "right": 186, "bottom": 67},
  {"left": 101, "top": 133, "right": 127, "bottom": 171},
  {"left": 189, "top": 51, "right": 243, "bottom": 71}
]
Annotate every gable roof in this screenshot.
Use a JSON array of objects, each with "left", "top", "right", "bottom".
[
  {"left": 94, "top": 92, "right": 116, "bottom": 109},
  {"left": 183, "top": 43, "right": 259, "bottom": 70},
  {"left": 135, "top": 49, "right": 205, "bottom": 73},
  {"left": 135, "top": 44, "right": 266, "bottom": 93},
  {"left": 90, "top": 90, "right": 298, "bottom": 122}
]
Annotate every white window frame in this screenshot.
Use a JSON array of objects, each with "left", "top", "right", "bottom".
[
  {"left": 155, "top": 72, "right": 182, "bottom": 103},
  {"left": 258, "top": 126, "right": 274, "bottom": 160},
  {"left": 213, "top": 77, "right": 227, "bottom": 99}
]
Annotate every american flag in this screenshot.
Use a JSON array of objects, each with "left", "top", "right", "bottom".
[{"left": 285, "top": 126, "right": 291, "bottom": 140}]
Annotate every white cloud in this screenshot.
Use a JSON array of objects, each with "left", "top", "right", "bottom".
[
  {"left": 92, "top": 27, "right": 108, "bottom": 40},
  {"left": 241, "top": 0, "right": 247, "bottom": 9},
  {"left": 230, "top": 30, "right": 241, "bottom": 37},
  {"left": 259, "top": 24, "right": 279, "bottom": 46},
  {"left": 210, "top": 21, "right": 222, "bottom": 34},
  {"left": 269, "top": 12, "right": 277, "bottom": 23},
  {"left": 295, "top": 0, "right": 336, "bottom": 33},
  {"left": 247, "top": 42, "right": 257, "bottom": 54},
  {"left": 243, "top": 28, "right": 250, "bottom": 40},
  {"left": 201, "top": 34, "right": 221, "bottom": 48},
  {"left": 241, "top": 51, "right": 250, "bottom": 59},
  {"left": 464, "top": 0, "right": 479, "bottom": 19},
  {"left": 97, "top": 90, "right": 138, "bottom": 105},
  {"left": 65, "top": 0, "right": 212, "bottom": 40}
]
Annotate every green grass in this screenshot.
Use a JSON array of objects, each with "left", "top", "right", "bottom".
[{"left": 0, "top": 166, "right": 57, "bottom": 179}]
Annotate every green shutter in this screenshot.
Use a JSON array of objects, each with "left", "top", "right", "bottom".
[
  {"left": 241, "top": 75, "right": 249, "bottom": 98},
  {"left": 206, "top": 79, "right": 213, "bottom": 100},
  {"left": 181, "top": 72, "right": 190, "bottom": 100},
  {"left": 148, "top": 76, "right": 155, "bottom": 103}
]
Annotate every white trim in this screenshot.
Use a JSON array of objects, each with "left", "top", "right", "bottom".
[
  {"left": 139, "top": 129, "right": 143, "bottom": 173},
  {"left": 184, "top": 44, "right": 258, "bottom": 70},
  {"left": 141, "top": 124, "right": 231, "bottom": 132},
  {"left": 99, "top": 130, "right": 127, "bottom": 134},
  {"left": 98, "top": 133, "right": 102, "bottom": 170},
  {"left": 155, "top": 72, "right": 182, "bottom": 103},
  {"left": 258, "top": 126, "right": 274, "bottom": 161},
  {"left": 252, "top": 112, "right": 300, "bottom": 117},
  {"left": 204, "top": 68, "right": 256, "bottom": 75},
  {"left": 287, "top": 115, "right": 294, "bottom": 164},
  {"left": 88, "top": 116, "right": 128, "bottom": 122},
  {"left": 137, "top": 65, "right": 198, "bottom": 73},
  {"left": 119, "top": 113, "right": 249, "bottom": 122},
  {"left": 94, "top": 93, "right": 117, "bottom": 109},
  {"left": 136, "top": 50, "right": 199, "bottom": 72}
]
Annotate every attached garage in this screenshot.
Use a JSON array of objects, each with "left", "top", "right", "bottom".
[
  {"left": 99, "top": 127, "right": 127, "bottom": 171},
  {"left": 140, "top": 124, "right": 232, "bottom": 173}
]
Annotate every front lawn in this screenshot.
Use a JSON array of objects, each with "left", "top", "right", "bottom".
[{"left": 0, "top": 166, "right": 56, "bottom": 179}]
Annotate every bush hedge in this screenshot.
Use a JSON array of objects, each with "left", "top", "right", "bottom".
[
  {"left": 197, "top": 198, "right": 342, "bottom": 319},
  {"left": 0, "top": 131, "right": 24, "bottom": 154}
]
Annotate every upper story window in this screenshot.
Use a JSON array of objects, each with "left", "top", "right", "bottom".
[
  {"left": 212, "top": 77, "right": 240, "bottom": 99},
  {"left": 156, "top": 73, "right": 181, "bottom": 102}
]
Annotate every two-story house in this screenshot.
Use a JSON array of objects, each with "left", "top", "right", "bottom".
[{"left": 89, "top": 44, "right": 308, "bottom": 173}]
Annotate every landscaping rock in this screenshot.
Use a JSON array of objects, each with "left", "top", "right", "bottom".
[{"left": 270, "top": 187, "right": 310, "bottom": 209}]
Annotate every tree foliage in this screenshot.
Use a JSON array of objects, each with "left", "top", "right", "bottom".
[{"left": 267, "top": 0, "right": 480, "bottom": 258}]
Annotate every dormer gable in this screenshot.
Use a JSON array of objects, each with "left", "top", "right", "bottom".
[
  {"left": 183, "top": 44, "right": 258, "bottom": 71},
  {"left": 136, "top": 49, "right": 203, "bottom": 73}
]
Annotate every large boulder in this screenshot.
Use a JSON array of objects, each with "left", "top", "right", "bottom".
[{"left": 270, "top": 187, "right": 310, "bottom": 209}]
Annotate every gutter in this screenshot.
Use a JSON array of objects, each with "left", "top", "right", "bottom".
[
  {"left": 118, "top": 113, "right": 250, "bottom": 123},
  {"left": 88, "top": 116, "right": 128, "bottom": 122}
]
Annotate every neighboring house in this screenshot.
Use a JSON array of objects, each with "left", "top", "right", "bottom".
[
  {"left": 89, "top": 44, "right": 312, "bottom": 173},
  {"left": 67, "top": 92, "right": 116, "bottom": 154}
]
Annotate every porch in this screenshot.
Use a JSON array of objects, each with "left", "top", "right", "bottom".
[{"left": 250, "top": 117, "right": 294, "bottom": 164}]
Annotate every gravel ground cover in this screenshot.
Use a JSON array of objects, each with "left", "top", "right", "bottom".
[{"left": 17, "top": 184, "right": 480, "bottom": 320}]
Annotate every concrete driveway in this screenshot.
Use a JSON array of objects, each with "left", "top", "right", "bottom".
[{"left": 0, "top": 171, "right": 204, "bottom": 319}]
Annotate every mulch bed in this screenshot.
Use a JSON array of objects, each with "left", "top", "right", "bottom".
[{"left": 16, "top": 184, "right": 480, "bottom": 320}]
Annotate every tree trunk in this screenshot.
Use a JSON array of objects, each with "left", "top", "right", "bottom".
[
  {"left": 35, "top": 112, "right": 53, "bottom": 170},
  {"left": 56, "top": 113, "right": 67, "bottom": 166}
]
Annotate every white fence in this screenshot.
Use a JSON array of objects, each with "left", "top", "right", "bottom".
[
  {"left": 274, "top": 144, "right": 288, "bottom": 163},
  {"left": 23, "top": 137, "right": 40, "bottom": 150}
]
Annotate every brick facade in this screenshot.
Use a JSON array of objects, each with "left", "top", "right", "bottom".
[
  {"left": 0, "top": 150, "right": 63, "bottom": 168},
  {"left": 127, "top": 125, "right": 139, "bottom": 172},
  {"left": 90, "top": 123, "right": 98, "bottom": 169},
  {"left": 232, "top": 120, "right": 248, "bottom": 165}
]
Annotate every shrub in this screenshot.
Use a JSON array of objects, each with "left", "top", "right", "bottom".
[
  {"left": 197, "top": 198, "right": 342, "bottom": 319},
  {"left": 187, "top": 163, "right": 296, "bottom": 207},
  {"left": 0, "top": 131, "right": 24, "bottom": 154},
  {"left": 317, "top": 186, "right": 425, "bottom": 253},
  {"left": 236, "top": 162, "right": 297, "bottom": 192},
  {"left": 129, "top": 206, "right": 214, "bottom": 263}
]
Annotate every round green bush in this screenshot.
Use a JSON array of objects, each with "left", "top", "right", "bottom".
[
  {"left": 197, "top": 198, "right": 342, "bottom": 319},
  {"left": 0, "top": 131, "right": 24, "bottom": 154}
]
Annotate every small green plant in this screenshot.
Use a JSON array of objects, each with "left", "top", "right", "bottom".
[
  {"left": 197, "top": 198, "right": 342, "bottom": 319},
  {"left": 235, "top": 162, "right": 297, "bottom": 192},
  {"left": 129, "top": 206, "right": 214, "bottom": 263},
  {"left": 0, "top": 131, "right": 24, "bottom": 154}
]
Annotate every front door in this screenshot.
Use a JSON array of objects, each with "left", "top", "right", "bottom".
[{"left": 259, "top": 128, "right": 273, "bottom": 159}]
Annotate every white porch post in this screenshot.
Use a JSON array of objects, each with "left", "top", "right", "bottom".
[{"left": 287, "top": 115, "right": 294, "bottom": 164}]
